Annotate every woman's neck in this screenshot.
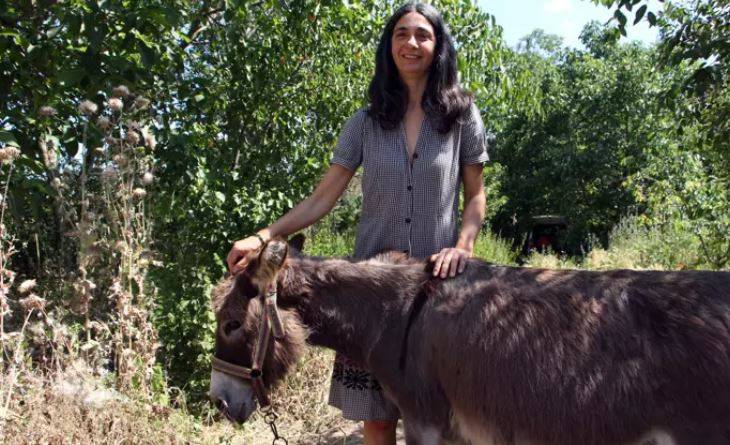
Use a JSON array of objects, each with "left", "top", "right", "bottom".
[{"left": 401, "top": 75, "right": 428, "bottom": 110}]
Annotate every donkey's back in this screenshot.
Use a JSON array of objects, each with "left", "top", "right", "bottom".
[{"left": 397, "top": 262, "right": 730, "bottom": 445}]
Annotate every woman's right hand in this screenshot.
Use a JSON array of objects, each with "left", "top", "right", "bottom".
[{"left": 227, "top": 235, "right": 266, "bottom": 274}]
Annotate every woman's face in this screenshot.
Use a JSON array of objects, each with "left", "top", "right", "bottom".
[{"left": 390, "top": 11, "right": 436, "bottom": 80}]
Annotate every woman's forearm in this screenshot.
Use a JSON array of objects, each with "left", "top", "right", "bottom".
[
  {"left": 456, "top": 192, "right": 486, "bottom": 253},
  {"left": 456, "top": 163, "right": 487, "bottom": 253}
]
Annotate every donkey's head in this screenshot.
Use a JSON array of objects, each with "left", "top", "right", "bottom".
[{"left": 209, "top": 236, "right": 306, "bottom": 423}]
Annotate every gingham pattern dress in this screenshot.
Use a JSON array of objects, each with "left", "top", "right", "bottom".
[{"left": 328, "top": 103, "right": 490, "bottom": 420}]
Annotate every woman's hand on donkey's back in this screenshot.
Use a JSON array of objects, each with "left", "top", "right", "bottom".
[
  {"left": 429, "top": 247, "right": 472, "bottom": 279},
  {"left": 227, "top": 235, "right": 265, "bottom": 274}
]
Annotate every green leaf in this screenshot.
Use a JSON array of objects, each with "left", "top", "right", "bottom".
[
  {"left": 57, "top": 67, "right": 85, "bottom": 86},
  {"left": 138, "top": 42, "right": 158, "bottom": 68},
  {"left": 647, "top": 11, "right": 657, "bottom": 26},
  {"left": 634, "top": 5, "right": 647, "bottom": 25},
  {"left": 0, "top": 131, "right": 19, "bottom": 147}
]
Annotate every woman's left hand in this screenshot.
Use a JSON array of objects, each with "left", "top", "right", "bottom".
[{"left": 429, "top": 247, "right": 472, "bottom": 278}]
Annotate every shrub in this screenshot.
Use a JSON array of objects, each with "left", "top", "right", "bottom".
[
  {"left": 472, "top": 230, "right": 519, "bottom": 265},
  {"left": 597, "top": 214, "right": 704, "bottom": 270}
]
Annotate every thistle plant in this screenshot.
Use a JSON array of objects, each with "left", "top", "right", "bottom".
[
  {"left": 31, "top": 86, "right": 160, "bottom": 395},
  {"left": 0, "top": 144, "right": 21, "bottom": 357},
  {"left": 80, "top": 87, "right": 159, "bottom": 393}
]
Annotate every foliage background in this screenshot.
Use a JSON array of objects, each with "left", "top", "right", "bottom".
[{"left": 0, "top": 0, "right": 727, "bottom": 441}]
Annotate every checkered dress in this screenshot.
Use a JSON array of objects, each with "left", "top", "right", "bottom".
[{"left": 327, "top": 103, "right": 490, "bottom": 420}]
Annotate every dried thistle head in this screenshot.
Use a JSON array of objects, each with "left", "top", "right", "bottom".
[
  {"left": 143, "top": 130, "right": 156, "bottom": 150},
  {"left": 51, "top": 177, "right": 63, "bottom": 190},
  {"left": 20, "top": 293, "right": 46, "bottom": 312},
  {"left": 93, "top": 146, "right": 105, "bottom": 155},
  {"left": 1, "top": 297, "right": 8, "bottom": 317},
  {"left": 112, "top": 85, "right": 131, "bottom": 98},
  {"left": 101, "top": 166, "right": 117, "bottom": 182},
  {"left": 18, "top": 279, "right": 37, "bottom": 294},
  {"left": 78, "top": 100, "right": 99, "bottom": 116},
  {"left": 112, "top": 154, "right": 127, "bottom": 167},
  {"left": 97, "top": 116, "right": 112, "bottom": 131},
  {"left": 141, "top": 172, "right": 154, "bottom": 185},
  {"left": 71, "top": 279, "right": 96, "bottom": 314},
  {"left": 0, "top": 146, "right": 21, "bottom": 164},
  {"left": 1, "top": 267, "right": 17, "bottom": 283},
  {"left": 108, "top": 98, "right": 123, "bottom": 112},
  {"left": 132, "top": 188, "right": 147, "bottom": 199},
  {"left": 38, "top": 106, "right": 58, "bottom": 117},
  {"left": 125, "top": 131, "right": 140, "bottom": 146},
  {"left": 134, "top": 96, "right": 150, "bottom": 110}
]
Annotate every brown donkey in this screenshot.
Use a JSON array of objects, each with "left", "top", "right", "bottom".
[{"left": 209, "top": 237, "right": 730, "bottom": 445}]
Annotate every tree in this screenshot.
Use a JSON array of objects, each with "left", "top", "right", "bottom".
[
  {"left": 493, "top": 23, "right": 673, "bottom": 250},
  {"left": 592, "top": 0, "right": 729, "bottom": 175}
]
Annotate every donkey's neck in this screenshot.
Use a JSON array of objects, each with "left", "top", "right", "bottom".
[{"left": 279, "top": 257, "right": 425, "bottom": 366}]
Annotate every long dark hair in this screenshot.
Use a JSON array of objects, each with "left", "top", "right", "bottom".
[{"left": 368, "top": 2, "right": 472, "bottom": 134}]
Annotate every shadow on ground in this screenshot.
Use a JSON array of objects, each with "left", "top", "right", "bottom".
[{"left": 316, "top": 421, "right": 406, "bottom": 445}]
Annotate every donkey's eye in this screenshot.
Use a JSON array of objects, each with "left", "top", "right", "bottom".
[{"left": 223, "top": 320, "right": 242, "bottom": 336}]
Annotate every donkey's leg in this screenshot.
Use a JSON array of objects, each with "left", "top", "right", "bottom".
[{"left": 402, "top": 416, "right": 443, "bottom": 445}]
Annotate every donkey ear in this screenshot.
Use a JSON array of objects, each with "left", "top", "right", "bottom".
[
  {"left": 261, "top": 239, "right": 288, "bottom": 267},
  {"left": 250, "top": 239, "right": 288, "bottom": 286},
  {"left": 288, "top": 233, "right": 305, "bottom": 253}
]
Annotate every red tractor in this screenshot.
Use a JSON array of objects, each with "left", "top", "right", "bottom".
[{"left": 521, "top": 215, "right": 567, "bottom": 256}]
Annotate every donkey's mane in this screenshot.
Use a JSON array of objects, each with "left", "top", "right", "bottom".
[{"left": 211, "top": 250, "right": 421, "bottom": 315}]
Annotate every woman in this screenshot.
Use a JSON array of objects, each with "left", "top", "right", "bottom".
[{"left": 227, "top": 3, "right": 489, "bottom": 444}]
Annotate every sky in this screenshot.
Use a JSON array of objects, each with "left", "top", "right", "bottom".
[{"left": 476, "top": 0, "right": 662, "bottom": 49}]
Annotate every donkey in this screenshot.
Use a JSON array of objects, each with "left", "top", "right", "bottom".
[{"left": 209, "top": 236, "right": 730, "bottom": 445}]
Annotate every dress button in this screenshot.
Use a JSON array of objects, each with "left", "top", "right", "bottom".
[
  {"left": 405, "top": 218, "right": 411, "bottom": 224},
  {"left": 407, "top": 185, "right": 412, "bottom": 191}
]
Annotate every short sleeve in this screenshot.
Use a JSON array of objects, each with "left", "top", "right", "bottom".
[
  {"left": 330, "top": 110, "right": 366, "bottom": 171},
  {"left": 459, "top": 103, "right": 490, "bottom": 166}
]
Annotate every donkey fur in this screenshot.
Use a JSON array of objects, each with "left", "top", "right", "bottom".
[{"left": 212, "top": 244, "right": 730, "bottom": 445}]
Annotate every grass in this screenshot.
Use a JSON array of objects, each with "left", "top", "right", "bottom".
[
  {"left": 472, "top": 229, "right": 519, "bottom": 265},
  {"left": 1, "top": 349, "right": 357, "bottom": 445}
]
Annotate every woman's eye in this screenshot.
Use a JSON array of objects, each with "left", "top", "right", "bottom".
[{"left": 223, "top": 320, "right": 242, "bottom": 336}]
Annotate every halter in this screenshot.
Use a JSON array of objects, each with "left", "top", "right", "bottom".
[{"left": 211, "top": 278, "right": 286, "bottom": 409}]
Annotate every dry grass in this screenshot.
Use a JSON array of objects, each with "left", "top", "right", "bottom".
[
  {"left": 2, "top": 365, "right": 221, "bottom": 444},
  {"left": 233, "top": 348, "right": 361, "bottom": 444},
  {"left": 1, "top": 348, "right": 364, "bottom": 445}
]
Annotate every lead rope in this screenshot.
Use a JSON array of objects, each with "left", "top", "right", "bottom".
[
  {"left": 258, "top": 281, "right": 287, "bottom": 444},
  {"left": 260, "top": 284, "right": 287, "bottom": 445},
  {"left": 261, "top": 405, "right": 287, "bottom": 445}
]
